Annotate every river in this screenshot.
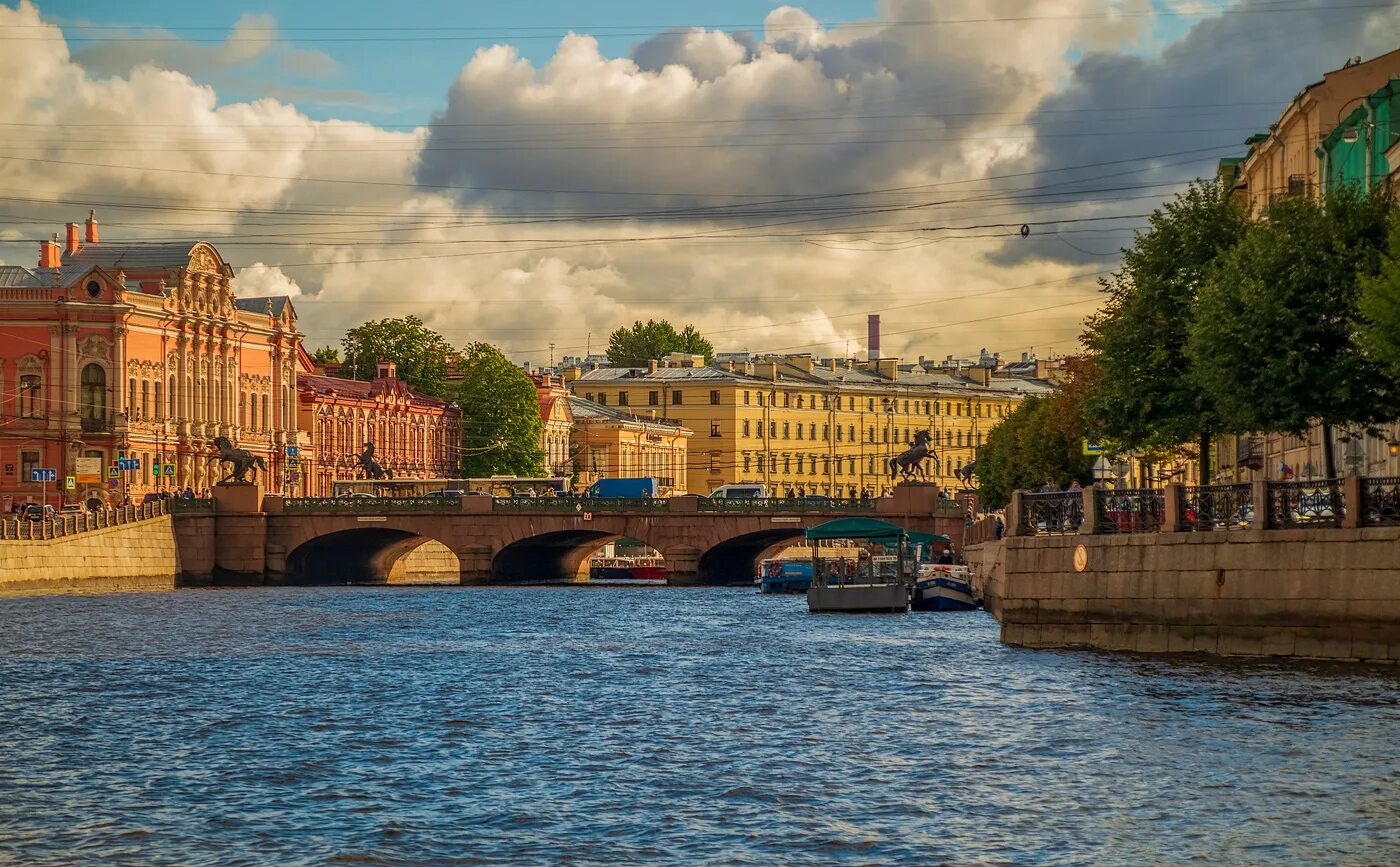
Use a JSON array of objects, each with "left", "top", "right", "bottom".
[{"left": 0, "top": 586, "right": 1396, "bottom": 865}]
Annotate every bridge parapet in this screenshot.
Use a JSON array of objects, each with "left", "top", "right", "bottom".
[{"left": 283, "top": 496, "right": 461, "bottom": 515}]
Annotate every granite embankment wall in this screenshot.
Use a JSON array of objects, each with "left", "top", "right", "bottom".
[
  {"left": 970, "top": 528, "right": 1400, "bottom": 662},
  {"left": 0, "top": 515, "right": 180, "bottom": 594}
]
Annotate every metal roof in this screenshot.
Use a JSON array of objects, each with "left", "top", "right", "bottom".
[
  {"left": 62, "top": 242, "right": 203, "bottom": 271},
  {"left": 234, "top": 295, "right": 292, "bottom": 317},
  {"left": 0, "top": 265, "right": 42, "bottom": 288},
  {"left": 566, "top": 394, "right": 688, "bottom": 429}
]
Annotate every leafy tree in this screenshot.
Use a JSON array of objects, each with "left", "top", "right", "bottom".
[
  {"left": 605, "top": 319, "right": 714, "bottom": 367},
  {"left": 454, "top": 342, "right": 544, "bottom": 478},
  {"left": 975, "top": 393, "right": 1096, "bottom": 509},
  {"left": 1188, "top": 190, "right": 1397, "bottom": 475},
  {"left": 340, "top": 316, "right": 454, "bottom": 398},
  {"left": 1082, "top": 179, "right": 1248, "bottom": 481},
  {"left": 310, "top": 346, "right": 340, "bottom": 364},
  {"left": 1359, "top": 211, "right": 1400, "bottom": 383}
]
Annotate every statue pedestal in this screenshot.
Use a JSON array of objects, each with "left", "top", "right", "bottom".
[{"left": 213, "top": 482, "right": 263, "bottom": 515}]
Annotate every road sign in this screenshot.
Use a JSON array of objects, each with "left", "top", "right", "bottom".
[
  {"left": 108, "top": 466, "right": 119, "bottom": 479},
  {"left": 1082, "top": 438, "right": 1107, "bottom": 456},
  {"left": 287, "top": 471, "right": 301, "bottom": 482},
  {"left": 285, "top": 445, "right": 300, "bottom": 458},
  {"left": 29, "top": 468, "right": 57, "bottom": 482},
  {"left": 65, "top": 476, "right": 75, "bottom": 490},
  {"left": 287, "top": 458, "right": 299, "bottom": 469},
  {"left": 163, "top": 464, "right": 176, "bottom": 476},
  {"left": 118, "top": 458, "right": 139, "bottom": 471}
]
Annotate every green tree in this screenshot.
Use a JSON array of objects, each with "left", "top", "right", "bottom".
[
  {"left": 605, "top": 319, "right": 714, "bottom": 367},
  {"left": 1359, "top": 211, "right": 1400, "bottom": 383},
  {"left": 1082, "top": 179, "right": 1248, "bottom": 481},
  {"left": 310, "top": 346, "right": 340, "bottom": 364},
  {"left": 454, "top": 342, "right": 544, "bottom": 478},
  {"left": 975, "top": 393, "right": 1096, "bottom": 510},
  {"left": 340, "top": 316, "right": 454, "bottom": 398},
  {"left": 1188, "top": 189, "right": 1397, "bottom": 475}
]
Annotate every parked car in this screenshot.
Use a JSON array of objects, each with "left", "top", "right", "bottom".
[
  {"left": 708, "top": 484, "right": 767, "bottom": 499},
  {"left": 22, "top": 504, "right": 55, "bottom": 521},
  {"left": 424, "top": 489, "right": 465, "bottom": 498},
  {"left": 1291, "top": 492, "right": 1336, "bottom": 523},
  {"left": 586, "top": 477, "right": 660, "bottom": 498},
  {"left": 59, "top": 504, "right": 84, "bottom": 515}
]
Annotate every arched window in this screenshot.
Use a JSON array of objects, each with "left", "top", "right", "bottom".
[
  {"left": 154, "top": 381, "right": 162, "bottom": 423},
  {"left": 249, "top": 393, "right": 258, "bottom": 432},
  {"left": 128, "top": 378, "right": 138, "bottom": 420},
  {"left": 80, "top": 364, "right": 106, "bottom": 425},
  {"left": 141, "top": 379, "right": 150, "bottom": 420},
  {"left": 239, "top": 391, "right": 247, "bottom": 428},
  {"left": 168, "top": 376, "right": 176, "bottom": 417},
  {"left": 261, "top": 394, "right": 269, "bottom": 432},
  {"left": 18, "top": 374, "right": 42, "bottom": 418}
]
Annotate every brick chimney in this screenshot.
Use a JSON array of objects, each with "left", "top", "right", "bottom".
[
  {"left": 867, "top": 314, "right": 881, "bottom": 361},
  {"left": 376, "top": 359, "right": 397, "bottom": 380},
  {"left": 85, "top": 210, "right": 99, "bottom": 244},
  {"left": 647, "top": 359, "right": 659, "bottom": 374},
  {"left": 65, "top": 222, "right": 80, "bottom": 255},
  {"left": 38, "top": 234, "right": 61, "bottom": 269}
]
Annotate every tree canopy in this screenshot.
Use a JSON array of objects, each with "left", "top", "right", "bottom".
[
  {"left": 454, "top": 342, "right": 544, "bottom": 478},
  {"left": 1082, "top": 180, "right": 1248, "bottom": 478},
  {"left": 340, "top": 315, "right": 454, "bottom": 398},
  {"left": 310, "top": 346, "right": 340, "bottom": 364},
  {"left": 975, "top": 392, "right": 1096, "bottom": 510},
  {"left": 1359, "top": 211, "right": 1400, "bottom": 384},
  {"left": 605, "top": 319, "right": 714, "bottom": 367},
  {"left": 1187, "top": 190, "right": 1397, "bottom": 442}
]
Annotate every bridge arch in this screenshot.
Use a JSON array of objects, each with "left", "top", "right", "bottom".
[
  {"left": 491, "top": 529, "right": 662, "bottom": 583},
  {"left": 695, "top": 528, "right": 807, "bottom": 586},
  {"left": 282, "top": 527, "right": 459, "bottom": 585}
]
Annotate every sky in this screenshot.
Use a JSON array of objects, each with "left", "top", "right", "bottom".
[{"left": 2, "top": 0, "right": 1399, "bottom": 365}]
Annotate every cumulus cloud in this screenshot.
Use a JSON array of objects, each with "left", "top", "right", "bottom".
[{"left": 231, "top": 263, "right": 303, "bottom": 298}]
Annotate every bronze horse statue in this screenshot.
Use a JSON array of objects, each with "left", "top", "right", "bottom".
[
  {"left": 212, "top": 436, "right": 268, "bottom": 483},
  {"left": 356, "top": 442, "right": 392, "bottom": 480},
  {"left": 889, "top": 429, "right": 936, "bottom": 482},
  {"left": 953, "top": 460, "right": 977, "bottom": 489}
]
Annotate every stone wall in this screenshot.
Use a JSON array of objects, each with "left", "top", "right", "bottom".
[
  {"left": 387, "top": 540, "right": 460, "bottom": 585},
  {"left": 990, "top": 528, "right": 1400, "bottom": 662},
  {"left": 0, "top": 515, "right": 179, "bottom": 594}
]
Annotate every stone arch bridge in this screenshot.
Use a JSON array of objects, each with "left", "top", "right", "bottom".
[{"left": 172, "top": 485, "right": 966, "bottom": 586}]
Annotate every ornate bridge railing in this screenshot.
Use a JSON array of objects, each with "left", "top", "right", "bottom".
[
  {"left": 170, "top": 498, "right": 215, "bottom": 515},
  {"left": 1266, "top": 479, "right": 1344, "bottom": 529},
  {"left": 1361, "top": 476, "right": 1400, "bottom": 527},
  {"left": 1181, "top": 483, "right": 1253, "bottom": 531},
  {"left": 284, "top": 497, "right": 462, "bottom": 514},
  {"left": 1094, "top": 488, "right": 1166, "bottom": 534},
  {"left": 0, "top": 500, "right": 168, "bottom": 540},
  {"left": 1019, "top": 490, "right": 1084, "bottom": 536},
  {"left": 696, "top": 497, "right": 875, "bottom": 514},
  {"left": 492, "top": 497, "right": 670, "bottom": 513}
]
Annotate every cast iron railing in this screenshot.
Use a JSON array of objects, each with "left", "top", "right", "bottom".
[
  {"left": 0, "top": 500, "right": 167, "bottom": 540},
  {"left": 1181, "top": 483, "right": 1254, "bottom": 531},
  {"left": 492, "top": 496, "right": 669, "bottom": 513},
  {"left": 1019, "top": 490, "right": 1084, "bottom": 536},
  {"left": 1095, "top": 488, "right": 1165, "bottom": 534},
  {"left": 1267, "top": 479, "right": 1344, "bottom": 528},
  {"left": 696, "top": 496, "right": 874, "bottom": 513},
  {"left": 1362, "top": 476, "right": 1400, "bottom": 526},
  {"left": 284, "top": 497, "right": 461, "bottom": 514},
  {"left": 169, "top": 497, "right": 215, "bottom": 514}
]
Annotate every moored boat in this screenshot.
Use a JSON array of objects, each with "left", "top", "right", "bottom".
[
  {"left": 804, "top": 518, "right": 913, "bottom": 613},
  {"left": 757, "top": 558, "right": 813, "bottom": 594},
  {"left": 912, "top": 564, "right": 978, "bottom": 611},
  {"left": 588, "top": 557, "right": 668, "bottom": 584}
]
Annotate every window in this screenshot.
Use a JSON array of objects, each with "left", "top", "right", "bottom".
[
  {"left": 154, "top": 381, "right": 162, "bottom": 423},
  {"left": 141, "top": 379, "right": 150, "bottom": 421},
  {"left": 957, "top": 431, "right": 964, "bottom": 447},
  {"left": 710, "top": 421, "right": 721, "bottom": 438},
  {"left": 868, "top": 426, "right": 875, "bottom": 443},
  {"left": 848, "top": 458, "right": 856, "bottom": 475},
  {"left": 240, "top": 392, "right": 247, "bottom": 428},
  {"left": 757, "top": 392, "right": 764, "bottom": 407},
  {"left": 783, "top": 456, "right": 791, "bottom": 473},
  {"left": 742, "top": 420, "right": 751, "bottom": 437},
  {"left": 975, "top": 403, "right": 981, "bottom": 417},
  {"left": 796, "top": 455, "right": 804, "bottom": 473},
  {"left": 769, "top": 422, "right": 776, "bottom": 438},
  {"left": 836, "top": 459, "right": 843, "bottom": 476},
  {"left": 743, "top": 391, "right": 750, "bottom": 405},
  {"left": 882, "top": 428, "right": 889, "bottom": 443},
  {"left": 822, "top": 424, "right": 830, "bottom": 441},
  {"left": 249, "top": 394, "right": 257, "bottom": 432},
  {"left": 903, "top": 400, "right": 909, "bottom": 413},
  {"left": 743, "top": 454, "right": 751, "bottom": 473},
  {"left": 924, "top": 401, "right": 931, "bottom": 414},
  {"left": 809, "top": 423, "right": 816, "bottom": 440},
  {"left": 262, "top": 395, "right": 269, "bottom": 431},
  {"left": 671, "top": 391, "right": 683, "bottom": 405},
  {"left": 821, "top": 395, "right": 829, "bottom": 409},
  {"left": 710, "top": 390, "right": 720, "bottom": 405},
  {"left": 79, "top": 364, "right": 105, "bottom": 425},
  {"left": 169, "top": 376, "right": 176, "bottom": 416},
  {"left": 955, "top": 403, "right": 962, "bottom": 417},
  {"left": 868, "top": 398, "right": 874, "bottom": 411},
  {"left": 20, "top": 449, "right": 39, "bottom": 482},
  {"left": 128, "top": 378, "right": 138, "bottom": 421},
  {"left": 835, "top": 425, "right": 843, "bottom": 442},
  {"left": 709, "top": 453, "right": 721, "bottom": 472},
  {"left": 770, "top": 455, "right": 778, "bottom": 472},
  {"left": 782, "top": 422, "right": 790, "bottom": 439},
  {"left": 849, "top": 425, "right": 855, "bottom": 442},
  {"left": 783, "top": 393, "right": 791, "bottom": 408},
  {"left": 796, "top": 424, "right": 803, "bottom": 440},
  {"left": 796, "top": 395, "right": 804, "bottom": 409},
  {"left": 848, "top": 397, "right": 855, "bottom": 410},
  {"left": 976, "top": 432, "right": 984, "bottom": 447},
  {"left": 822, "top": 457, "right": 830, "bottom": 475},
  {"left": 85, "top": 279, "right": 101, "bottom": 299},
  {"left": 618, "top": 391, "right": 629, "bottom": 406},
  {"left": 584, "top": 393, "right": 594, "bottom": 402},
  {"left": 597, "top": 394, "right": 606, "bottom": 406},
  {"left": 648, "top": 390, "right": 659, "bottom": 406}
]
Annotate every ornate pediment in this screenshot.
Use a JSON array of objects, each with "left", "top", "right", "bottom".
[
  {"left": 188, "top": 243, "right": 223, "bottom": 276},
  {"left": 78, "top": 334, "right": 113, "bottom": 361},
  {"left": 17, "top": 353, "right": 43, "bottom": 375}
]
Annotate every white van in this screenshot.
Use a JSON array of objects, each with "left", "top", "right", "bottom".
[{"left": 708, "top": 484, "right": 767, "bottom": 500}]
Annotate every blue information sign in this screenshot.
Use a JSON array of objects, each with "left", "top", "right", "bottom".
[
  {"left": 285, "top": 445, "right": 300, "bottom": 458},
  {"left": 30, "top": 468, "right": 57, "bottom": 482}
]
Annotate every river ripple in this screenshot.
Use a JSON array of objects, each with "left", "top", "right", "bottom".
[{"left": 0, "top": 586, "right": 1396, "bottom": 865}]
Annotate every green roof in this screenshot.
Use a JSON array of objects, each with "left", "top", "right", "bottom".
[
  {"left": 805, "top": 517, "right": 906, "bottom": 542},
  {"left": 908, "top": 531, "right": 952, "bottom": 545}
]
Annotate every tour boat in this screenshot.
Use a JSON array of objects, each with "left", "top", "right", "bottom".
[
  {"left": 804, "top": 518, "right": 913, "bottom": 613},
  {"left": 588, "top": 557, "right": 668, "bottom": 584},
  {"left": 757, "top": 558, "right": 814, "bottom": 594},
  {"left": 912, "top": 564, "right": 979, "bottom": 611}
]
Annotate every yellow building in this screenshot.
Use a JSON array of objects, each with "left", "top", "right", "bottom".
[
  {"left": 566, "top": 394, "right": 690, "bottom": 495},
  {"left": 568, "top": 353, "right": 1053, "bottom": 497}
]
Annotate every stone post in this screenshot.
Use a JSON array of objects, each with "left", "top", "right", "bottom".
[
  {"left": 1162, "top": 482, "right": 1185, "bottom": 532},
  {"left": 1342, "top": 475, "right": 1363, "bottom": 529},
  {"left": 1252, "top": 479, "right": 1271, "bottom": 530},
  {"left": 1006, "top": 490, "right": 1026, "bottom": 537},
  {"left": 1077, "top": 484, "right": 1098, "bottom": 535}
]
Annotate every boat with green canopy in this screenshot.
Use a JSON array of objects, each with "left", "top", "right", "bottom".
[{"left": 804, "top": 518, "right": 914, "bottom": 613}]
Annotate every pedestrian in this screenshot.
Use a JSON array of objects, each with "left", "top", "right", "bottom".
[
  {"left": 182, "top": 487, "right": 194, "bottom": 499},
  {"left": 995, "top": 515, "right": 1005, "bottom": 540},
  {"left": 1069, "top": 479, "right": 1082, "bottom": 491},
  {"left": 1040, "top": 478, "right": 1060, "bottom": 492}
]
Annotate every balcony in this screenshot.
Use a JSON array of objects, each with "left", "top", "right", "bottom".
[{"left": 80, "top": 415, "right": 115, "bottom": 434}]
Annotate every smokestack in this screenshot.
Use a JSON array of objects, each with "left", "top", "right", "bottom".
[
  {"left": 65, "top": 223, "right": 79, "bottom": 255},
  {"left": 867, "top": 314, "right": 881, "bottom": 361},
  {"left": 38, "top": 234, "right": 61, "bottom": 269}
]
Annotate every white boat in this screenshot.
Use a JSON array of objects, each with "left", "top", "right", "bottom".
[{"left": 912, "top": 564, "right": 978, "bottom": 611}]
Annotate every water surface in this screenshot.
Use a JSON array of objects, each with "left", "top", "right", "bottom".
[{"left": 0, "top": 587, "right": 1396, "bottom": 865}]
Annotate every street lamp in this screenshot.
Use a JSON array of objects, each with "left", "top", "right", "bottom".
[{"left": 1388, "top": 435, "right": 1400, "bottom": 457}]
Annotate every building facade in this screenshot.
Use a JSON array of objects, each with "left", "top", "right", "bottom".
[
  {"left": 534, "top": 373, "right": 574, "bottom": 478},
  {"left": 567, "top": 395, "right": 691, "bottom": 495},
  {"left": 1317, "top": 79, "right": 1400, "bottom": 196},
  {"left": 297, "top": 360, "right": 460, "bottom": 496},
  {"left": 1233, "top": 49, "right": 1400, "bottom": 215},
  {"left": 0, "top": 215, "right": 300, "bottom": 508},
  {"left": 569, "top": 353, "right": 1052, "bottom": 497}
]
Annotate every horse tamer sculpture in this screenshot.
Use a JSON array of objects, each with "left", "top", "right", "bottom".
[
  {"left": 212, "top": 436, "right": 268, "bottom": 484},
  {"left": 889, "top": 430, "right": 937, "bottom": 482}
]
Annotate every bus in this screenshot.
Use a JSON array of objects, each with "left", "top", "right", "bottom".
[{"left": 328, "top": 476, "right": 570, "bottom": 498}]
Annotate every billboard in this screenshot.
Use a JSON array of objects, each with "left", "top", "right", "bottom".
[{"left": 75, "top": 456, "right": 103, "bottom": 484}]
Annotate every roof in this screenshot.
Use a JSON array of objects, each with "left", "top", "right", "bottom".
[
  {"left": 62, "top": 242, "right": 204, "bottom": 271},
  {"left": 566, "top": 394, "right": 688, "bottom": 430},
  {"left": 0, "top": 265, "right": 42, "bottom": 288},
  {"left": 576, "top": 361, "right": 1054, "bottom": 397},
  {"left": 298, "top": 373, "right": 450, "bottom": 408},
  {"left": 806, "top": 517, "right": 906, "bottom": 543},
  {"left": 577, "top": 365, "right": 738, "bottom": 383},
  {"left": 234, "top": 295, "right": 292, "bottom": 318}
]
